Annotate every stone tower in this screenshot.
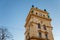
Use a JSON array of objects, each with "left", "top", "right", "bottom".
[{"left": 24, "top": 6, "right": 54, "bottom": 40}]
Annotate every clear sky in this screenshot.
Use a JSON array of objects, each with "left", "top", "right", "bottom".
[{"left": 0, "top": 0, "right": 60, "bottom": 40}]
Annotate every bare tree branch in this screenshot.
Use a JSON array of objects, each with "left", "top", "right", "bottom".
[{"left": 0, "top": 27, "right": 14, "bottom": 40}]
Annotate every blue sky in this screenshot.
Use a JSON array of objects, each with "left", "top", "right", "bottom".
[{"left": 0, "top": 0, "right": 60, "bottom": 40}]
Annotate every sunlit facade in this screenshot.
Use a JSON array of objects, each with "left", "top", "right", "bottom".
[{"left": 24, "top": 6, "right": 54, "bottom": 40}]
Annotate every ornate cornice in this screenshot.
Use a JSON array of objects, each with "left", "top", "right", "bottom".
[
  {"left": 25, "top": 13, "right": 52, "bottom": 27},
  {"left": 38, "top": 29, "right": 48, "bottom": 34},
  {"left": 30, "top": 36, "right": 49, "bottom": 40},
  {"left": 31, "top": 7, "right": 48, "bottom": 14}
]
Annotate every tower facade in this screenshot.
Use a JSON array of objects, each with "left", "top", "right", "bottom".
[{"left": 24, "top": 6, "right": 54, "bottom": 40}]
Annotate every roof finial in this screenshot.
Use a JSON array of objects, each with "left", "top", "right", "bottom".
[
  {"left": 48, "top": 13, "right": 50, "bottom": 18},
  {"left": 44, "top": 9, "right": 46, "bottom": 11},
  {"left": 32, "top": 5, "right": 34, "bottom": 7}
]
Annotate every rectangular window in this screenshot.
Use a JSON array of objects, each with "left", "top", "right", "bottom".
[
  {"left": 27, "top": 32, "right": 30, "bottom": 40},
  {"left": 43, "top": 25, "right": 46, "bottom": 30},
  {"left": 39, "top": 32, "right": 41, "bottom": 37},
  {"left": 45, "top": 34, "right": 48, "bottom": 39},
  {"left": 38, "top": 23, "right": 41, "bottom": 29}
]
